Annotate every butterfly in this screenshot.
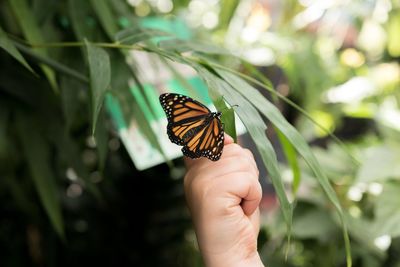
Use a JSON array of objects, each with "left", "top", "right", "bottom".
[{"left": 159, "top": 93, "right": 224, "bottom": 161}]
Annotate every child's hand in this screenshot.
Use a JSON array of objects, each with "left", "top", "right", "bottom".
[{"left": 184, "top": 134, "right": 264, "bottom": 267}]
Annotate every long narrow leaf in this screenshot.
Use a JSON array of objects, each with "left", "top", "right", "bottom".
[
  {"left": 85, "top": 40, "right": 111, "bottom": 134},
  {"left": 276, "top": 128, "right": 301, "bottom": 195},
  {"left": 0, "top": 25, "right": 34, "bottom": 73},
  {"left": 198, "top": 68, "right": 293, "bottom": 234},
  {"left": 89, "top": 0, "right": 119, "bottom": 39},
  {"left": 16, "top": 113, "right": 64, "bottom": 239},
  {"left": 217, "top": 69, "right": 352, "bottom": 267},
  {"left": 8, "top": 0, "right": 58, "bottom": 91}
]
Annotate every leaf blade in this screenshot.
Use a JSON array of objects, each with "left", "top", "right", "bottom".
[
  {"left": 217, "top": 69, "right": 352, "bottom": 267},
  {"left": 16, "top": 113, "right": 65, "bottom": 238},
  {"left": 0, "top": 25, "right": 34, "bottom": 73},
  {"left": 85, "top": 40, "right": 111, "bottom": 134}
]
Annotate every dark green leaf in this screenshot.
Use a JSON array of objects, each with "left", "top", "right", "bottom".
[
  {"left": 89, "top": 0, "right": 119, "bottom": 38},
  {"left": 8, "top": 0, "right": 58, "bottom": 91},
  {"left": 0, "top": 25, "right": 34, "bottom": 73},
  {"left": 94, "top": 109, "right": 109, "bottom": 170},
  {"left": 16, "top": 113, "right": 64, "bottom": 238},
  {"left": 85, "top": 40, "right": 111, "bottom": 134}
]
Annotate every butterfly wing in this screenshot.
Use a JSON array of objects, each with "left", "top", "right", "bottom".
[
  {"left": 160, "top": 93, "right": 211, "bottom": 146},
  {"left": 181, "top": 116, "right": 224, "bottom": 161}
]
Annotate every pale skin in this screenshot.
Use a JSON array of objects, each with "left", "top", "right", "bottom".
[{"left": 184, "top": 134, "right": 265, "bottom": 267}]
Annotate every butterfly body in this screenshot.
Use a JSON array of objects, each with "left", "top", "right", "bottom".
[{"left": 159, "top": 93, "right": 224, "bottom": 161}]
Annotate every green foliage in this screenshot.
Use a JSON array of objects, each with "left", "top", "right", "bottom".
[{"left": 2, "top": 0, "right": 400, "bottom": 266}]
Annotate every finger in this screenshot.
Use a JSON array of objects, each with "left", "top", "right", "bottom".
[
  {"left": 216, "top": 171, "right": 262, "bottom": 215},
  {"left": 224, "top": 133, "right": 234, "bottom": 145},
  {"left": 241, "top": 180, "right": 262, "bottom": 216}
]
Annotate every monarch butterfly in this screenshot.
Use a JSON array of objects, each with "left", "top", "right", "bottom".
[{"left": 159, "top": 93, "right": 224, "bottom": 161}]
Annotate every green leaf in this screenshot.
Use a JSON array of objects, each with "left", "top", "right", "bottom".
[
  {"left": 159, "top": 39, "right": 231, "bottom": 55},
  {"left": 221, "top": 107, "right": 236, "bottom": 142},
  {"left": 276, "top": 129, "right": 301, "bottom": 195},
  {"left": 373, "top": 182, "right": 400, "bottom": 238},
  {"left": 14, "top": 42, "right": 89, "bottom": 83},
  {"left": 115, "top": 26, "right": 172, "bottom": 44},
  {"left": 89, "top": 0, "right": 119, "bottom": 38},
  {"left": 94, "top": 109, "right": 109, "bottom": 170},
  {"left": 85, "top": 40, "right": 111, "bottom": 134},
  {"left": 208, "top": 93, "right": 237, "bottom": 142},
  {"left": 16, "top": 113, "right": 64, "bottom": 239},
  {"left": 8, "top": 0, "right": 58, "bottom": 91},
  {"left": 68, "top": 0, "right": 100, "bottom": 42},
  {"left": 0, "top": 25, "right": 34, "bottom": 73},
  {"left": 216, "top": 69, "right": 352, "bottom": 267},
  {"left": 218, "top": 0, "right": 239, "bottom": 30},
  {"left": 356, "top": 144, "right": 400, "bottom": 183},
  {"left": 198, "top": 68, "right": 293, "bottom": 234},
  {"left": 292, "top": 209, "right": 336, "bottom": 240}
]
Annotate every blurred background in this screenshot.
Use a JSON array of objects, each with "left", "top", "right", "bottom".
[{"left": 0, "top": 0, "right": 399, "bottom": 266}]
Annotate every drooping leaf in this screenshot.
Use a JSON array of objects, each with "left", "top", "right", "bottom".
[
  {"left": 89, "top": 0, "right": 119, "bottom": 38},
  {"left": 198, "top": 68, "right": 293, "bottom": 234},
  {"left": 208, "top": 91, "right": 237, "bottom": 142},
  {"left": 218, "top": 0, "right": 240, "bottom": 30},
  {"left": 16, "top": 113, "right": 64, "bottom": 239},
  {"left": 216, "top": 69, "right": 352, "bottom": 267},
  {"left": 85, "top": 40, "right": 111, "bottom": 134},
  {"left": 159, "top": 39, "right": 231, "bottom": 55},
  {"left": 0, "top": 25, "right": 34, "bottom": 73},
  {"left": 94, "top": 108, "right": 109, "bottom": 170},
  {"left": 68, "top": 0, "right": 101, "bottom": 42},
  {"left": 8, "top": 0, "right": 58, "bottom": 91},
  {"left": 14, "top": 42, "right": 89, "bottom": 83},
  {"left": 276, "top": 129, "right": 301, "bottom": 195}
]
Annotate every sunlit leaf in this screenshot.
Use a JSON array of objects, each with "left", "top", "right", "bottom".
[
  {"left": 374, "top": 182, "right": 400, "bottom": 238},
  {"left": 159, "top": 39, "right": 231, "bottom": 55},
  {"left": 115, "top": 26, "right": 172, "bottom": 44},
  {"left": 218, "top": 0, "right": 240, "bottom": 30},
  {"left": 198, "top": 68, "right": 293, "bottom": 234},
  {"left": 216, "top": 69, "right": 352, "bottom": 267},
  {"left": 356, "top": 144, "right": 400, "bottom": 183},
  {"left": 276, "top": 129, "right": 301, "bottom": 195},
  {"left": 208, "top": 92, "right": 237, "bottom": 142}
]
